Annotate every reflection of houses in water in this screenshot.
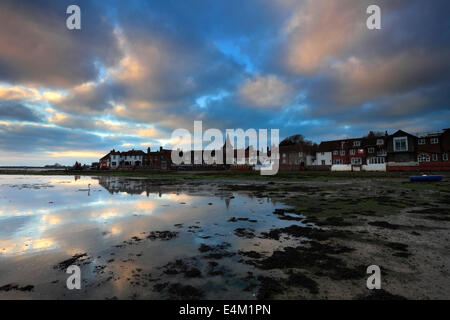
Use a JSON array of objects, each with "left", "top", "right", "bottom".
[
  {"left": 94, "top": 176, "right": 163, "bottom": 197},
  {"left": 93, "top": 176, "right": 252, "bottom": 209}
]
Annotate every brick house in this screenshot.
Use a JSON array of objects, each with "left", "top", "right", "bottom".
[
  {"left": 316, "top": 132, "right": 388, "bottom": 171},
  {"left": 143, "top": 147, "right": 171, "bottom": 169},
  {"left": 279, "top": 139, "right": 317, "bottom": 170},
  {"left": 384, "top": 129, "right": 450, "bottom": 171},
  {"left": 363, "top": 132, "right": 388, "bottom": 167},
  {"left": 416, "top": 130, "right": 449, "bottom": 163},
  {"left": 443, "top": 128, "right": 450, "bottom": 160},
  {"left": 328, "top": 138, "right": 365, "bottom": 166},
  {"left": 386, "top": 130, "right": 418, "bottom": 165}
]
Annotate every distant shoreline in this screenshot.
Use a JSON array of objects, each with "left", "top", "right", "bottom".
[
  {"left": 0, "top": 167, "right": 67, "bottom": 171},
  {"left": 0, "top": 168, "right": 448, "bottom": 182}
]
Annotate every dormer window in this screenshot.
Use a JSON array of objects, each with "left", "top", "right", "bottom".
[
  {"left": 353, "top": 141, "right": 361, "bottom": 147},
  {"left": 418, "top": 138, "right": 426, "bottom": 145},
  {"left": 376, "top": 139, "right": 384, "bottom": 145},
  {"left": 430, "top": 138, "right": 439, "bottom": 144},
  {"left": 394, "top": 137, "right": 408, "bottom": 152}
]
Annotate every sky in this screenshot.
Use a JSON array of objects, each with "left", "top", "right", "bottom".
[{"left": 0, "top": 0, "right": 449, "bottom": 166}]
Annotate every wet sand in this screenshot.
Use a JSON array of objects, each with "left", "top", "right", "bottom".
[{"left": 0, "top": 175, "right": 449, "bottom": 299}]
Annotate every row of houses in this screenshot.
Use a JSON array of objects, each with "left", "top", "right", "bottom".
[
  {"left": 100, "top": 147, "right": 172, "bottom": 170},
  {"left": 98, "top": 128, "right": 450, "bottom": 172},
  {"left": 314, "top": 129, "right": 450, "bottom": 171},
  {"left": 99, "top": 137, "right": 271, "bottom": 170}
]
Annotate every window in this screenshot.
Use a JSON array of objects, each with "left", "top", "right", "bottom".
[
  {"left": 321, "top": 152, "right": 324, "bottom": 155},
  {"left": 368, "top": 147, "right": 375, "bottom": 153},
  {"left": 112, "top": 162, "right": 116, "bottom": 166},
  {"left": 393, "top": 137, "right": 408, "bottom": 152},
  {"left": 351, "top": 158, "right": 362, "bottom": 165},
  {"left": 333, "top": 159, "right": 343, "bottom": 164},
  {"left": 350, "top": 149, "right": 355, "bottom": 155},
  {"left": 443, "top": 153, "right": 448, "bottom": 161},
  {"left": 367, "top": 157, "right": 385, "bottom": 164},
  {"left": 430, "top": 138, "right": 439, "bottom": 144},
  {"left": 340, "top": 150, "right": 345, "bottom": 156},
  {"left": 417, "top": 154, "right": 430, "bottom": 162},
  {"left": 333, "top": 150, "right": 338, "bottom": 155},
  {"left": 432, "top": 154, "right": 438, "bottom": 161},
  {"left": 376, "top": 139, "right": 384, "bottom": 145},
  {"left": 353, "top": 141, "right": 361, "bottom": 147},
  {"left": 418, "top": 138, "right": 426, "bottom": 145},
  {"left": 321, "top": 160, "right": 325, "bottom": 165}
]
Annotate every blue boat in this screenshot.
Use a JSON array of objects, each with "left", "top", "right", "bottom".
[{"left": 409, "top": 175, "right": 443, "bottom": 182}]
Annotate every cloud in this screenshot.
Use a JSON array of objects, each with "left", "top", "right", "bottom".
[
  {"left": 238, "top": 75, "right": 294, "bottom": 108},
  {"left": 282, "top": 0, "right": 367, "bottom": 74},
  {"left": 330, "top": 51, "right": 450, "bottom": 106},
  {"left": 53, "top": 81, "right": 113, "bottom": 114},
  {"left": 1, "top": 0, "right": 450, "bottom": 166},
  {"left": 48, "top": 111, "right": 165, "bottom": 139},
  {"left": 0, "top": 85, "right": 40, "bottom": 101},
  {"left": 0, "top": 121, "right": 159, "bottom": 165},
  {"left": 0, "top": 0, "right": 121, "bottom": 88},
  {"left": 0, "top": 101, "right": 42, "bottom": 122}
]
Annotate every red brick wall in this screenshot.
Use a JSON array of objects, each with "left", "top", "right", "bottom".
[
  {"left": 230, "top": 165, "right": 252, "bottom": 170},
  {"left": 388, "top": 162, "right": 450, "bottom": 171},
  {"left": 279, "top": 164, "right": 305, "bottom": 171}
]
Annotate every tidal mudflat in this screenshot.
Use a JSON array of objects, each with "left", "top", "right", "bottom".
[{"left": 0, "top": 174, "right": 449, "bottom": 300}]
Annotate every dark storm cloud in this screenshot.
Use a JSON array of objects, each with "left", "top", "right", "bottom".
[
  {"left": 0, "top": 0, "right": 121, "bottom": 88},
  {"left": 0, "top": 101, "right": 42, "bottom": 122},
  {"left": 0, "top": 122, "right": 143, "bottom": 153}
]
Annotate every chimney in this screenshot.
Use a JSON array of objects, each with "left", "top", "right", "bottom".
[
  {"left": 147, "top": 147, "right": 150, "bottom": 154},
  {"left": 160, "top": 146, "right": 163, "bottom": 152},
  {"left": 385, "top": 130, "right": 388, "bottom": 136}
]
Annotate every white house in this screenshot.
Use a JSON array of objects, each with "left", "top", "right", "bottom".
[
  {"left": 315, "top": 141, "right": 333, "bottom": 166},
  {"left": 100, "top": 149, "right": 146, "bottom": 169}
]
